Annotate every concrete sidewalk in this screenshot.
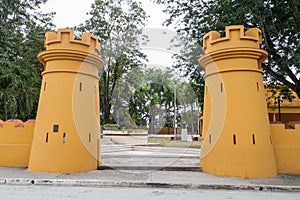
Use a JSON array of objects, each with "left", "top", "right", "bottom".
[
  {"left": 100, "top": 143, "right": 201, "bottom": 171},
  {"left": 0, "top": 167, "right": 300, "bottom": 192},
  {"left": 1, "top": 142, "right": 300, "bottom": 192}
]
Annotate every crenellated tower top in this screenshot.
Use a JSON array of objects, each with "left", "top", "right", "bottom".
[
  {"left": 43, "top": 29, "right": 100, "bottom": 54},
  {"left": 203, "top": 25, "right": 263, "bottom": 54},
  {"left": 38, "top": 29, "right": 103, "bottom": 69}
]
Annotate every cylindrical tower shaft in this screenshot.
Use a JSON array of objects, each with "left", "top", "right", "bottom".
[
  {"left": 199, "top": 25, "right": 277, "bottom": 178},
  {"left": 28, "top": 29, "right": 104, "bottom": 173}
]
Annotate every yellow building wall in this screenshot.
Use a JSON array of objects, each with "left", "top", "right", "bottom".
[
  {"left": 270, "top": 121, "right": 300, "bottom": 174},
  {"left": 266, "top": 86, "right": 300, "bottom": 123},
  {"left": 0, "top": 120, "right": 35, "bottom": 167}
]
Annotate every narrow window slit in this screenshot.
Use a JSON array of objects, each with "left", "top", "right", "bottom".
[
  {"left": 233, "top": 134, "right": 236, "bottom": 145},
  {"left": 256, "top": 82, "right": 259, "bottom": 91},
  {"left": 89, "top": 133, "right": 91, "bottom": 143},
  {"left": 209, "top": 134, "right": 211, "bottom": 144},
  {"left": 270, "top": 135, "right": 273, "bottom": 144},
  {"left": 80, "top": 82, "right": 82, "bottom": 91},
  {"left": 44, "top": 82, "right": 47, "bottom": 91},
  {"left": 62, "top": 132, "right": 66, "bottom": 143},
  {"left": 252, "top": 134, "right": 256, "bottom": 145},
  {"left": 220, "top": 83, "right": 223, "bottom": 92},
  {"left": 46, "top": 133, "right": 49, "bottom": 143}
]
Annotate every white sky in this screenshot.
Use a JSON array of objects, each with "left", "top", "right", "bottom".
[
  {"left": 40, "top": 0, "right": 171, "bottom": 30},
  {"left": 40, "top": 0, "right": 181, "bottom": 74}
]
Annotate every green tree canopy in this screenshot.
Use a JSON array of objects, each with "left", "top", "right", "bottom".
[
  {"left": 75, "top": 0, "right": 148, "bottom": 124},
  {"left": 154, "top": 0, "right": 300, "bottom": 97},
  {"left": 129, "top": 69, "right": 174, "bottom": 133},
  {"left": 128, "top": 68, "right": 199, "bottom": 133},
  {"left": 0, "top": 0, "right": 54, "bottom": 120}
]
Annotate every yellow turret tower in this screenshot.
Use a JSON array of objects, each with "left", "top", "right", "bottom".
[
  {"left": 28, "top": 29, "right": 104, "bottom": 173},
  {"left": 199, "top": 25, "right": 277, "bottom": 178}
]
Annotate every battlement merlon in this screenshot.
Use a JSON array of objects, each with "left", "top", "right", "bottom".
[
  {"left": 44, "top": 29, "right": 100, "bottom": 54},
  {"left": 203, "top": 25, "right": 263, "bottom": 54}
]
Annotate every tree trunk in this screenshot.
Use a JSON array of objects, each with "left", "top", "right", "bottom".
[
  {"left": 158, "top": 92, "right": 162, "bottom": 131},
  {"left": 148, "top": 107, "right": 156, "bottom": 134}
]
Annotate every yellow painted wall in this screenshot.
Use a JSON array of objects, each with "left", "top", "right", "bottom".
[
  {"left": 199, "top": 25, "right": 277, "bottom": 178},
  {"left": 266, "top": 87, "right": 300, "bottom": 123},
  {"left": 270, "top": 121, "right": 300, "bottom": 174},
  {"left": 28, "top": 29, "right": 104, "bottom": 173},
  {"left": 0, "top": 120, "right": 35, "bottom": 167}
]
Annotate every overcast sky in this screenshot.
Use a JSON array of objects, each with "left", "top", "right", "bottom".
[
  {"left": 40, "top": 0, "right": 181, "bottom": 75},
  {"left": 40, "top": 0, "right": 172, "bottom": 29}
]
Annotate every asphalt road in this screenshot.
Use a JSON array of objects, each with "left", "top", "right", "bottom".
[{"left": 0, "top": 185, "right": 299, "bottom": 200}]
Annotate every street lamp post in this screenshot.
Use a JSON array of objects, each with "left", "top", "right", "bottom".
[
  {"left": 277, "top": 95, "right": 282, "bottom": 121},
  {"left": 174, "top": 84, "right": 177, "bottom": 140}
]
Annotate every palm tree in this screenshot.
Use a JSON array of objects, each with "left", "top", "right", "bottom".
[
  {"left": 147, "top": 69, "right": 174, "bottom": 131},
  {"left": 162, "top": 86, "right": 175, "bottom": 134}
]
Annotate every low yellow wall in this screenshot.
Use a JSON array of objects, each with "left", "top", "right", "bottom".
[
  {"left": 0, "top": 119, "right": 35, "bottom": 167},
  {"left": 270, "top": 121, "right": 300, "bottom": 174}
]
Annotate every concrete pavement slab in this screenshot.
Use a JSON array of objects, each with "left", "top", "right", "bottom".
[
  {"left": 0, "top": 167, "right": 300, "bottom": 192},
  {"left": 0, "top": 144, "right": 299, "bottom": 192}
]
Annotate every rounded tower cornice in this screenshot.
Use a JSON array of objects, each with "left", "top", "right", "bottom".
[
  {"left": 199, "top": 25, "right": 268, "bottom": 77},
  {"left": 38, "top": 29, "right": 104, "bottom": 68}
]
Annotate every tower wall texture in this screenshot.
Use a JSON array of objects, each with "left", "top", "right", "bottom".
[
  {"left": 28, "top": 29, "right": 104, "bottom": 173},
  {"left": 199, "top": 25, "right": 277, "bottom": 178}
]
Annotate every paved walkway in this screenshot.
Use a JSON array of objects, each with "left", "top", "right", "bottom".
[
  {"left": 1, "top": 167, "right": 300, "bottom": 192},
  {"left": 0, "top": 140, "right": 300, "bottom": 192},
  {"left": 100, "top": 141, "right": 201, "bottom": 170}
]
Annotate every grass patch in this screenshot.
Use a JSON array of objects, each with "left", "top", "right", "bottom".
[
  {"left": 148, "top": 137, "right": 201, "bottom": 148},
  {"left": 103, "top": 124, "right": 120, "bottom": 128}
]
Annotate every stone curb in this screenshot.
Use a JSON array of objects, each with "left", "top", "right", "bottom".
[
  {"left": 98, "top": 165, "right": 202, "bottom": 172},
  {"left": 0, "top": 178, "right": 299, "bottom": 192}
]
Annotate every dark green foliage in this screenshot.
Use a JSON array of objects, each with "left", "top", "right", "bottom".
[
  {"left": 266, "top": 84, "right": 296, "bottom": 110},
  {"left": 75, "top": 0, "right": 148, "bottom": 124},
  {"left": 129, "top": 85, "right": 152, "bottom": 127},
  {"left": 153, "top": 0, "right": 300, "bottom": 98},
  {"left": 0, "top": 0, "right": 54, "bottom": 120},
  {"left": 128, "top": 69, "right": 199, "bottom": 134},
  {"left": 128, "top": 69, "right": 173, "bottom": 134}
]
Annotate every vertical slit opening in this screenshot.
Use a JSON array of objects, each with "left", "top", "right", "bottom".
[
  {"left": 233, "top": 134, "right": 236, "bottom": 145},
  {"left": 209, "top": 134, "right": 211, "bottom": 143},
  {"left": 97, "top": 139, "right": 100, "bottom": 164},
  {"left": 256, "top": 82, "right": 259, "bottom": 91},
  {"left": 220, "top": 83, "right": 223, "bottom": 92},
  {"left": 46, "top": 133, "right": 49, "bottom": 143},
  {"left": 270, "top": 135, "right": 273, "bottom": 144},
  {"left": 252, "top": 134, "right": 256, "bottom": 145},
  {"left": 80, "top": 82, "right": 82, "bottom": 91},
  {"left": 62, "top": 132, "right": 66, "bottom": 143},
  {"left": 89, "top": 133, "right": 91, "bottom": 143},
  {"left": 44, "top": 82, "right": 47, "bottom": 91}
]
